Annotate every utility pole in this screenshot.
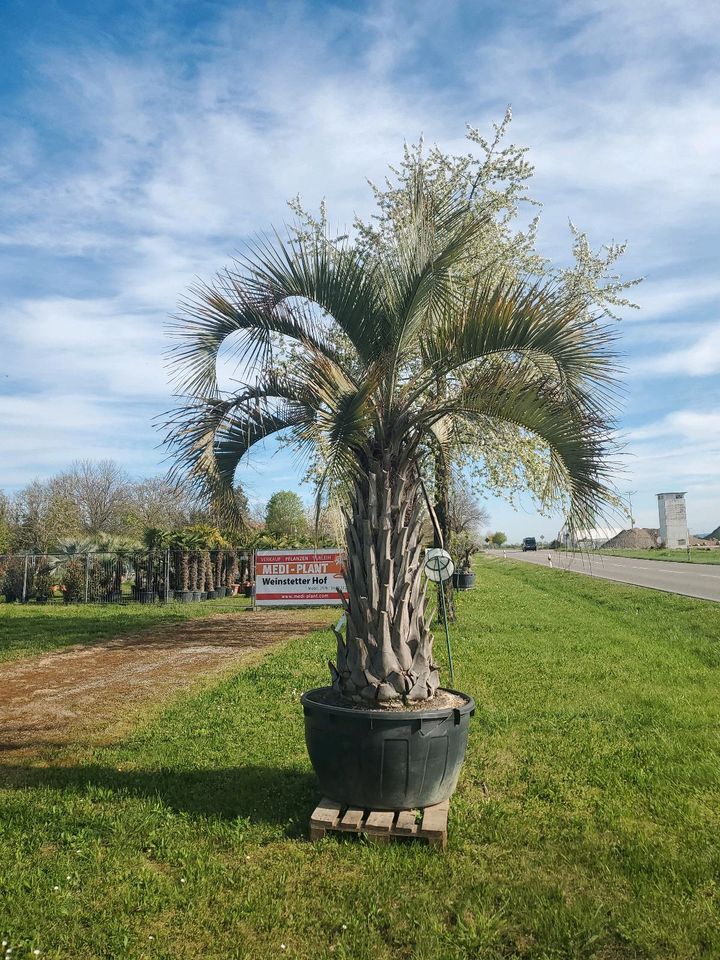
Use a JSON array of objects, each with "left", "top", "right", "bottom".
[{"left": 624, "top": 490, "right": 637, "bottom": 529}]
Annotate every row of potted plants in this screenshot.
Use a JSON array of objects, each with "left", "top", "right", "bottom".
[{"left": 0, "top": 549, "right": 253, "bottom": 605}]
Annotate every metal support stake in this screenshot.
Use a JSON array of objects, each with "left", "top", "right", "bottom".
[
  {"left": 438, "top": 580, "right": 455, "bottom": 687},
  {"left": 22, "top": 554, "right": 29, "bottom": 603},
  {"left": 84, "top": 553, "right": 90, "bottom": 603},
  {"left": 165, "top": 548, "right": 171, "bottom": 603}
]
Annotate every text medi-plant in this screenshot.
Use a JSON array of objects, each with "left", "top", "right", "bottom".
[{"left": 166, "top": 177, "right": 618, "bottom": 704}]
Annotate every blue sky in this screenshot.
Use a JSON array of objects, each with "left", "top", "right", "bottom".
[{"left": 1, "top": 0, "right": 719, "bottom": 539}]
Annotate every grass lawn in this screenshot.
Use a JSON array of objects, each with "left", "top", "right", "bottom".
[
  {"left": 0, "top": 596, "right": 251, "bottom": 663},
  {"left": 592, "top": 548, "right": 720, "bottom": 564},
  {"left": 1, "top": 559, "right": 719, "bottom": 959}
]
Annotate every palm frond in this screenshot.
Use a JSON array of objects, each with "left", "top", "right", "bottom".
[{"left": 419, "top": 275, "right": 619, "bottom": 406}]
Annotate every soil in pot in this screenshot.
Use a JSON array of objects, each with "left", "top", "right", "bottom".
[{"left": 301, "top": 686, "right": 475, "bottom": 811}]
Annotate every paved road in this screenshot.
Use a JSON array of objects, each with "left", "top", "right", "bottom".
[{"left": 504, "top": 550, "right": 720, "bottom": 603}]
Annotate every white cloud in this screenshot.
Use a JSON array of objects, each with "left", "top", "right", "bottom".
[
  {"left": 629, "top": 409, "right": 720, "bottom": 442},
  {"left": 631, "top": 278, "right": 720, "bottom": 321},
  {"left": 634, "top": 323, "right": 720, "bottom": 377},
  {"left": 0, "top": 392, "right": 156, "bottom": 486},
  {"left": 3, "top": 297, "right": 168, "bottom": 397}
]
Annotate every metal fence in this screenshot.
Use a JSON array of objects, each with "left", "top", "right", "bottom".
[{"left": 0, "top": 550, "right": 253, "bottom": 605}]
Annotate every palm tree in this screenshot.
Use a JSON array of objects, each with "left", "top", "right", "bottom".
[{"left": 165, "top": 183, "right": 618, "bottom": 702}]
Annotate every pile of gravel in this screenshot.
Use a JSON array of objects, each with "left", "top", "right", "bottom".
[{"left": 604, "top": 527, "right": 660, "bottom": 549}]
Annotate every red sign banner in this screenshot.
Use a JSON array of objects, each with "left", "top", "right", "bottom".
[{"left": 254, "top": 549, "right": 347, "bottom": 606}]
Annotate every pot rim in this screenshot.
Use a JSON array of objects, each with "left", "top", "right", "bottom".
[{"left": 301, "top": 685, "right": 475, "bottom": 721}]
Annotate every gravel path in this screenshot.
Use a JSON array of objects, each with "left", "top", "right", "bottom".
[{"left": 0, "top": 609, "right": 330, "bottom": 755}]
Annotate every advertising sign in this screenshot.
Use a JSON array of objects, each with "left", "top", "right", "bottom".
[{"left": 254, "top": 549, "right": 347, "bottom": 606}]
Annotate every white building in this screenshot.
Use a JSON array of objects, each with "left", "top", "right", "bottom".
[
  {"left": 556, "top": 525, "right": 623, "bottom": 548},
  {"left": 657, "top": 492, "right": 688, "bottom": 548}
]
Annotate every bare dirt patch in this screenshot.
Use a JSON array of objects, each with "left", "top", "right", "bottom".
[{"left": 0, "top": 609, "right": 330, "bottom": 757}]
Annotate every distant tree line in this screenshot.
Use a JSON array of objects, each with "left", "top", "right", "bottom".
[
  {"left": 0, "top": 460, "right": 348, "bottom": 555},
  {"left": 0, "top": 460, "right": 223, "bottom": 554}
]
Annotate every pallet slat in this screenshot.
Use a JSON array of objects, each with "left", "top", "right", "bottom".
[
  {"left": 365, "top": 811, "right": 395, "bottom": 832},
  {"left": 340, "top": 808, "right": 364, "bottom": 830},
  {"left": 309, "top": 798, "right": 343, "bottom": 839},
  {"left": 394, "top": 810, "right": 418, "bottom": 836},
  {"left": 311, "top": 798, "right": 342, "bottom": 827},
  {"left": 421, "top": 800, "right": 449, "bottom": 836},
  {"left": 420, "top": 799, "right": 449, "bottom": 849}
]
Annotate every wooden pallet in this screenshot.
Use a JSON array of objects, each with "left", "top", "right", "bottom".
[{"left": 309, "top": 797, "right": 449, "bottom": 849}]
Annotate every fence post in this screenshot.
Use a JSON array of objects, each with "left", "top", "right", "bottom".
[
  {"left": 252, "top": 549, "right": 257, "bottom": 611},
  {"left": 22, "top": 554, "right": 29, "bottom": 603},
  {"left": 84, "top": 553, "right": 90, "bottom": 603}
]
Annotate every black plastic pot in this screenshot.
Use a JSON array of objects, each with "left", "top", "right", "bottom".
[
  {"left": 136, "top": 590, "right": 155, "bottom": 604},
  {"left": 243, "top": 584, "right": 253, "bottom": 598},
  {"left": 192, "top": 590, "right": 201, "bottom": 602},
  {"left": 452, "top": 572, "right": 476, "bottom": 590},
  {"left": 175, "top": 590, "right": 194, "bottom": 603},
  {"left": 301, "top": 687, "right": 475, "bottom": 810}
]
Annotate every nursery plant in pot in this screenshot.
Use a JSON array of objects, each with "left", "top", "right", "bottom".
[
  {"left": 62, "top": 558, "right": 85, "bottom": 603},
  {"left": 213, "top": 548, "right": 227, "bottom": 597},
  {"left": 34, "top": 557, "right": 53, "bottom": 604},
  {"left": 224, "top": 550, "right": 240, "bottom": 595},
  {"left": 450, "top": 532, "right": 479, "bottom": 590},
  {"left": 188, "top": 550, "right": 201, "bottom": 601},
  {"left": 171, "top": 533, "right": 194, "bottom": 602},
  {"left": 0, "top": 557, "right": 27, "bottom": 603},
  {"left": 1, "top": 556, "right": 25, "bottom": 603},
  {"left": 165, "top": 171, "right": 618, "bottom": 810}
]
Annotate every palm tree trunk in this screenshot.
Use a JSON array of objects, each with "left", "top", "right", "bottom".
[
  {"left": 330, "top": 456, "right": 439, "bottom": 702},
  {"left": 204, "top": 550, "right": 214, "bottom": 592},
  {"left": 225, "top": 550, "right": 238, "bottom": 589}
]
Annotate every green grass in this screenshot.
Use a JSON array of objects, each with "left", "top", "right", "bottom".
[
  {"left": 1, "top": 559, "right": 719, "bottom": 959},
  {"left": 591, "top": 548, "right": 720, "bottom": 564},
  {"left": 0, "top": 596, "right": 251, "bottom": 662}
]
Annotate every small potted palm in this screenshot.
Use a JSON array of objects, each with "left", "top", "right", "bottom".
[
  {"left": 170, "top": 532, "right": 194, "bottom": 602},
  {"left": 225, "top": 550, "right": 239, "bottom": 595},
  {"left": 202, "top": 548, "right": 214, "bottom": 598}
]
